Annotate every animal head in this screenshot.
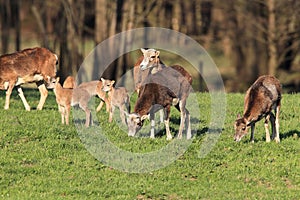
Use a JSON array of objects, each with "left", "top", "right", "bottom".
[
  {"left": 43, "top": 52, "right": 58, "bottom": 88},
  {"left": 101, "top": 78, "right": 115, "bottom": 92},
  {"left": 234, "top": 115, "right": 250, "bottom": 142},
  {"left": 46, "top": 76, "right": 57, "bottom": 89},
  {"left": 140, "top": 48, "right": 160, "bottom": 70},
  {"left": 126, "top": 113, "right": 149, "bottom": 137}
]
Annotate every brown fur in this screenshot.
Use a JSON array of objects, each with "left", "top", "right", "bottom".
[
  {"left": 0, "top": 47, "right": 58, "bottom": 110},
  {"left": 63, "top": 76, "right": 76, "bottom": 89},
  {"left": 234, "top": 75, "right": 282, "bottom": 143},
  {"left": 62, "top": 78, "right": 110, "bottom": 113},
  {"left": 54, "top": 77, "right": 92, "bottom": 127},
  {"left": 100, "top": 78, "right": 130, "bottom": 125},
  {"left": 134, "top": 49, "right": 192, "bottom": 94},
  {"left": 128, "top": 49, "right": 193, "bottom": 140}
]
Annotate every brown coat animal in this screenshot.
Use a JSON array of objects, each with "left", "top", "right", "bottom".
[
  {"left": 0, "top": 47, "right": 58, "bottom": 110},
  {"left": 62, "top": 76, "right": 110, "bottom": 113},
  {"left": 128, "top": 63, "right": 192, "bottom": 139},
  {"left": 234, "top": 75, "right": 282, "bottom": 143},
  {"left": 77, "top": 80, "right": 110, "bottom": 113},
  {"left": 133, "top": 49, "right": 193, "bottom": 125},
  {"left": 100, "top": 78, "right": 130, "bottom": 125},
  {"left": 54, "top": 77, "right": 92, "bottom": 127}
]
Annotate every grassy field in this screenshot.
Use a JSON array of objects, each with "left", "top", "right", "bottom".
[{"left": 0, "top": 89, "right": 299, "bottom": 199}]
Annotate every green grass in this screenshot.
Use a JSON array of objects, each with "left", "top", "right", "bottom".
[{"left": 0, "top": 89, "right": 299, "bottom": 199}]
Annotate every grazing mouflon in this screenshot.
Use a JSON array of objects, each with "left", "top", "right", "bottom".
[
  {"left": 127, "top": 66, "right": 192, "bottom": 140},
  {"left": 234, "top": 75, "right": 282, "bottom": 143}
]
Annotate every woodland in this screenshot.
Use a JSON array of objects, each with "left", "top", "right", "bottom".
[{"left": 0, "top": 0, "right": 300, "bottom": 92}]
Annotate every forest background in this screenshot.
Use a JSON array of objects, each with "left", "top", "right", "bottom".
[{"left": 0, "top": 0, "right": 300, "bottom": 92}]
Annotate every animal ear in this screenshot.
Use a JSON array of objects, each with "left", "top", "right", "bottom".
[
  {"left": 141, "top": 48, "right": 146, "bottom": 54},
  {"left": 155, "top": 51, "right": 160, "bottom": 57},
  {"left": 237, "top": 113, "right": 241, "bottom": 119},
  {"left": 111, "top": 80, "right": 115, "bottom": 85},
  {"left": 141, "top": 114, "right": 149, "bottom": 121},
  {"left": 100, "top": 78, "right": 105, "bottom": 82},
  {"left": 56, "top": 77, "right": 60, "bottom": 83}
]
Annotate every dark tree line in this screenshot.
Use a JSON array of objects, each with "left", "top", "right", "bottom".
[{"left": 0, "top": 0, "right": 300, "bottom": 91}]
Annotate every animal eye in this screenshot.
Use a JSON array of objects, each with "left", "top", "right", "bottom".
[
  {"left": 150, "top": 56, "right": 156, "bottom": 58},
  {"left": 242, "top": 127, "right": 246, "bottom": 131}
]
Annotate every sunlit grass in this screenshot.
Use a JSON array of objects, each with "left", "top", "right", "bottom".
[{"left": 0, "top": 90, "right": 299, "bottom": 199}]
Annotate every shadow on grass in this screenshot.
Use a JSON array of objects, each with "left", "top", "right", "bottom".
[{"left": 281, "top": 130, "right": 300, "bottom": 139}]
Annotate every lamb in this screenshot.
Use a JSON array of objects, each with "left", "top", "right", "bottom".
[
  {"left": 234, "top": 75, "right": 282, "bottom": 143},
  {"left": 54, "top": 77, "right": 92, "bottom": 127},
  {"left": 127, "top": 66, "right": 192, "bottom": 140},
  {"left": 61, "top": 76, "right": 110, "bottom": 113},
  {"left": 100, "top": 78, "right": 130, "bottom": 125}
]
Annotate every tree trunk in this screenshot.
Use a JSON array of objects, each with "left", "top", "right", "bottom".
[
  {"left": 95, "top": 0, "right": 107, "bottom": 44},
  {"left": 267, "top": 0, "right": 277, "bottom": 76},
  {"left": 0, "top": 0, "right": 11, "bottom": 53}
]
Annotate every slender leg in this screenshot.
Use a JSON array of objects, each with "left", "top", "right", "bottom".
[
  {"left": 269, "top": 113, "right": 276, "bottom": 140},
  {"left": 185, "top": 109, "right": 191, "bottom": 139},
  {"left": 17, "top": 86, "right": 31, "bottom": 111},
  {"left": 96, "top": 101, "right": 104, "bottom": 112},
  {"left": 275, "top": 105, "right": 281, "bottom": 143},
  {"left": 4, "top": 84, "right": 14, "bottom": 110},
  {"left": 264, "top": 115, "right": 271, "bottom": 142},
  {"left": 84, "top": 109, "right": 91, "bottom": 127},
  {"left": 159, "top": 109, "right": 164, "bottom": 123},
  {"left": 150, "top": 112, "right": 155, "bottom": 139},
  {"left": 177, "top": 100, "right": 186, "bottom": 139},
  {"left": 164, "top": 106, "right": 172, "bottom": 140},
  {"left": 37, "top": 83, "right": 48, "bottom": 110},
  {"left": 109, "top": 105, "right": 115, "bottom": 123},
  {"left": 119, "top": 105, "right": 127, "bottom": 125},
  {"left": 65, "top": 105, "right": 71, "bottom": 125},
  {"left": 58, "top": 105, "right": 65, "bottom": 124},
  {"left": 250, "top": 123, "right": 255, "bottom": 143}
]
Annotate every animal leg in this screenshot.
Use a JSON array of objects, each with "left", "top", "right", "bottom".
[
  {"left": 159, "top": 109, "right": 164, "bottom": 123},
  {"left": 96, "top": 100, "right": 104, "bottom": 112},
  {"left": 164, "top": 106, "right": 172, "bottom": 140},
  {"left": 4, "top": 83, "right": 14, "bottom": 110},
  {"left": 105, "top": 96, "right": 112, "bottom": 113},
  {"left": 269, "top": 112, "right": 276, "bottom": 140},
  {"left": 108, "top": 105, "right": 115, "bottom": 123},
  {"left": 185, "top": 108, "right": 191, "bottom": 139},
  {"left": 119, "top": 105, "right": 127, "bottom": 125},
  {"left": 250, "top": 123, "right": 255, "bottom": 143},
  {"left": 37, "top": 83, "right": 48, "bottom": 110},
  {"left": 79, "top": 100, "right": 91, "bottom": 127},
  {"left": 264, "top": 115, "right": 271, "bottom": 142},
  {"left": 17, "top": 86, "right": 31, "bottom": 111},
  {"left": 150, "top": 112, "right": 155, "bottom": 139},
  {"left": 65, "top": 105, "right": 71, "bottom": 125},
  {"left": 274, "top": 104, "right": 280, "bottom": 143},
  {"left": 177, "top": 100, "right": 186, "bottom": 139},
  {"left": 58, "top": 105, "right": 65, "bottom": 124}
]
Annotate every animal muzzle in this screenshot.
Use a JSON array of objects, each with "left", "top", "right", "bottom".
[
  {"left": 234, "top": 134, "right": 243, "bottom": 142},
  {"left": 46, "top": 77, "right": 56, "bottom": 89},
  {"left": 128, "top": 130, "right": 136, "bottom": 137}
]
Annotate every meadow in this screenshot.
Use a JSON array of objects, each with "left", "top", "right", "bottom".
[{"left": 0, "top": 89, "right": 299, "bottom": 199}]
